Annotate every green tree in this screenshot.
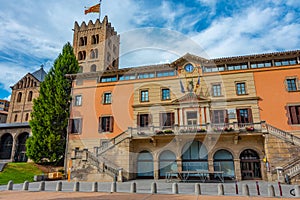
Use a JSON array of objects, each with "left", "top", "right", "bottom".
[{"left": 26, "top": 42, "right": 79, "bottom": 164}]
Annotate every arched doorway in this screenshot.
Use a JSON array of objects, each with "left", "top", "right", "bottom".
[
  {"left": 240, "top": 149, "right": 262, "bottom": 180},
  {"left": 137, "top": 151, "right": 154, "bottom": 178},
  {"left": 213, "top": 149, "right": 235, "bottom": 180},
  {"left": 0, "top": 133, "right": 13, "bottom": 159},
  {"left": 182, "top": 141, "right": 208, "bottom": 173},
  {"left": 14, "top": 132, "right": 29, "bottom": 162},
  {"left": 159, "top": 150, "right": 176, "bottom": 178}
]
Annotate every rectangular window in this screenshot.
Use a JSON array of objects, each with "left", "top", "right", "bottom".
[
  {"left": 187, "top": 111, "right": 197, "bottom": 125},
  {"left": 100, "top": 76, "right": 117, "bottom": 82},
  {"left": 236, "top": 108, "right": 253, "bottom": 124},
  {"left": 211, "top": 110, "right": 228, "bottom": 124},
  {"left": 99, "top": 116, "right": 114, "bottom": 132},
  {"left": 138, "top": 73, "right": 155, "bottom": 79},
  {"left": 160, "top": 112, "right": 175, "bottom": 128},
  {"left": 157, "top": 71, "right": 175, "bottom": 77},
  {"left": 212, "top": 84, "right": 222, "bottom": 97},
  {"left": 161, "top": 88, "right": 170, "bottom": 100},
  {"left": 140, "top": 90, "right": 149, "bottom": 102},
  {"left": 286, "top": 78, "right": 297, "bottom": 92},
  {"left": 288, "top": 106, "right": 300, "bottom": 124},
  {"left": 236, "top": 82, "right": 247, "bottom": 95},
  {"left": 137, "top": 114, "right": 152, "bottom": 128},
  {"left": 74, "top": 95, "right": 82, "bottom": 106},
  {"left": 70, "top": 118, "right": 82, "bottom": 134},
  {"left": 275, "top": 59, "right": 297, "bottom": 66},
  {"left": 119, "top": 74, "right": 136, "bottom": 81},
  {"left": 103, "top": 92, "right": 112, "bottom": 104}
]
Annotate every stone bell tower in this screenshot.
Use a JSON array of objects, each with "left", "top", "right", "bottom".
[{"left": 73, "top": 16, "right": 120, "bottom": 73}]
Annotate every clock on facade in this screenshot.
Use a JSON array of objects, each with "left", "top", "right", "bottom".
[{"left": 184, "top": 64, "right": 194, "bottom": 73}]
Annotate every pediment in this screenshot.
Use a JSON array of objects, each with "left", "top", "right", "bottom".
[
  {"left": 11, "top": 73, "right": 40, "bottom": 90},
  {"left": 172, "top": 92, "right": 209, "bottom": 104}
]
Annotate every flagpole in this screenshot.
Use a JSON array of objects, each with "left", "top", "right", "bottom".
[{"left": 99, "top": 0, "right": 102, "bottom": 20}]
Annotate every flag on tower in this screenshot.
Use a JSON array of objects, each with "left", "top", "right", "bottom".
[{"left": 85, "top": 3, "right": 100, "bottom": 15}]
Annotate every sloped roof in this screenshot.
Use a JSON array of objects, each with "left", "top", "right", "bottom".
[{"left": 31, "top": 66, "right": 47, "bottom": 82}]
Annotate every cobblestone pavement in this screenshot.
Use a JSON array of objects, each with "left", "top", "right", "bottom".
[{"left": 0, "top": 180, "right": 299, "bottom": 199}]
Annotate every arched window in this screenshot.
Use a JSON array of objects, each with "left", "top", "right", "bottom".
[
  {"left": 27, "top": 91, "right": 33, "bottom": 102},
  {"left": 14, "top": 132, "right": 29, "bottom": 162},
  {"left": 159, "top": 150, "right": 176, "bottom": 178},
  {"left": 78, "top": 66, "right": 83, "bottom": 73},
  {"left": 78, "top": 51, "right": 86, "bottom": 60},
  {"left": 182, "top": 141, "right": 208, "bottom": 172},
  {"left": 91, "top": 34, "right": 99, "bottom": 44},
  {"left": 25, "top": 113, "right": 29, "bottom": 121},
  {"left": 17, "top": 92, "right": 22, "bottom": 102},
  {"left": 214, "top": 150, "right": 235, "bottom": 179},
  {"left": 90, "top": 65, "right": 97, "bottom": 72},
  {"left": 14, "top": 114, "right": 18, "bottom": 122},
  {"left": 79, "top": 36, "right": 87, "bottom": 46},
  {"left": 240, "top": 149, "right": 261, "bottom": 180},
  {"left": 137, "top": 151, "right": 154, "bottom": 178}
]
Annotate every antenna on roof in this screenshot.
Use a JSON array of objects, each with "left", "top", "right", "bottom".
[{"left": 40, "top": 64, "right": 44, "bottom": 69}]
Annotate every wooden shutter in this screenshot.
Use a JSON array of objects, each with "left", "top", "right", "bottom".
[
  {"left": 109, "top": 116, "right": 114, "bottom": 132},
  {"left": 98, "top": 117, "right": 102, "bottom": 133},
  {"left": 290, "top": 106, "right": 298, "bottom": 124},
  {"left": 170, "top": 112, "right": 175, "bottom": 126},
  {"left": 247, "top": 108, "right": 253, "bottom": 123},
  {"left": 137, "top": 114, "right": 141, "bottom": 127},
  {"left": 69, "top": 119, "right": 73, "bottom": 133},
  {"left": 297, "top": 106, "right": 300, "bottom": 124},
  {"left": 286, "top": 106, "right": 292, "bottom": 125},
  {"left": 159, "top": 113, "right": 163, "bottom": 128},
  {"left": 149, "top": 114, "right": 153, "bottom": 126},
  {"left": 224, "top": 110, "right": 229, "bottom": 123},
  {"left": 236, "top": 109, "right": 241, "bottom": 124}
]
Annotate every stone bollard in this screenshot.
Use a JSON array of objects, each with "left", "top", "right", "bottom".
[
  {"left": 130, "top": 182, "right": 136, "bottom": 193},
  {"left": 7, "top": 180, "right": 13, "bottom": 191},
  {"left": 295, "top": 185, "right": 300, "bottom": 197},
  {"left": 56, "top": 181, "right": 62, "bottom": 192},
  {"left": 195, "top": 183, "right": 201, "bottom": 195},
  {"left": 218, "top": 183, "right": 224, "bottom": 195},
  {"left": 242, "top": 184, "right": 250, "bottom": 196},
  {"left": 111, "top": 182, "right": 117, "bottom": 193},
  {"left": 268, "top": 185, "right": 275, "bottom": 197},
  {"left": 73, "top": 181, "right": 80, "bottom": 192},
  {"left": 23, "top": 181, "right": 29, "bottom": 191},
  {"left": 151, "top": 182, "right": 157, "bottom": 194},
  {"left": 39, "top": 181, "right": 45, "bottom": 191},
  {"left": 92, "top": 182, "right": 98, "bottom": 192},
  {"left": 172, "top": 183, "right": 178, "bottom": 194}
]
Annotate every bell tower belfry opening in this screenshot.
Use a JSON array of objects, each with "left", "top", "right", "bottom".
[{"left": 73, "top": 16, "right": 120, "bottom": 73}]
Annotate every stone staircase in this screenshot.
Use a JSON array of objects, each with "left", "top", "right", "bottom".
[{"left": 265, "top": 123, "right": 300, "bottom": 146}]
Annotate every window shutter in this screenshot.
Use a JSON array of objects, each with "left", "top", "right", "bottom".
[
  {"left": 247, "top": 108, "right": 253, "bottom": 123},
  {"left": 149, "top": 114, "right": 153, "bottom": 126},
  {"left": 171, "top": 112, "right": 175, "bottom": 126},
  {"left": 285, "top": 106, "right": 292, "bottom": 125},
  {"left": 109, "top": 116, "right": 114, "bottom": 132},
  {"left": 290, "top": 106, "right": 298, "bottom": 124},
  {"left": 224, "top": 110, "right": 228, "bottom": 123},
  {"left": 297, "top": 106, "right": 300, "bottom": 123},
  {"left": 236, "top": 109, "right": 241, "bottom": 123},
  {"left": 137, "top": 114, "right": 140, "bottom": 127},
  {"left": 69, "top": 119, "right": 73, "bottom": 133},
  {"left": 98, "top": 117, "right": 102, "bottom": 133},
  {"left": 79, "top": 119, "right": 82, "bottom": 134},
  {"left": 159, "top": 113, "right": 163, "bottom": 128}
]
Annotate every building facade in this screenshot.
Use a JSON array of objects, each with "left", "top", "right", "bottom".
[
  {"left": 67, "top": 17, "right": 300, "bottom": 183},
  {"left": 0, "top": 67, "right": 46, "bottom": 162}
]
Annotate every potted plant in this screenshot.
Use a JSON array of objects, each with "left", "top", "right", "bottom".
[
  {"left": 224, "top": 127, "right": 234, "bottom": 132},
  {"left": 246, "top": 126, "right": 254, "bottom": 131}
]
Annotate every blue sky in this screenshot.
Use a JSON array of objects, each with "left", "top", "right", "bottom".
[{"left": 0, "top": 0, "right": 300, "bottom": 100}]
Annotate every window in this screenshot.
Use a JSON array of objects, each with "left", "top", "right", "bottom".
[
  {"left": 14, "top": 114, "right": 18, "bottom": 122},
  {"left": 91, "top": 34, "right": 99, "bottom": 44},
  {"left": 27, "top": 91, "right": 33, "bottom": 102},
  {"left": 212, "top": 84, "right": 222, "bottom": 97},
  {"left": 79, "top": 36, "right": 87, "bottom": 46},
  {"left": 74, "top": 95, "right": 82, "bottom": 106},
  {"left": 103, "top": 92, "right": 112, "bottom": 104},
  {"left": 236, "top": 108, "right": 253, "bottom": 124},
  {"left": 138, "top": 73, "right": 155, "bottom": 79},
  {"left": 17, "top": 92, "right": 22, "bottom": 102},
  {"left": 90, "top": 64, "right": 97, "bottom": 72},
  {"left": 250, "top": 61, "right": 272, "bottom": 68},
  {"left": 212, "top": 110, "right": 228, "bottom": 124},
  {"left": 187, "top": 111, "right": 197, "bottom": 125},
  {"left": 25, "top": 113, "right": 29, "bottom": 121},
  {"left": 275, "top": 59, "right": 297, "bottom": 66},
  {"left": 99, "top": 116, "right": 114, "bottom": 132},
  {"left": 78, "top": 51, "right": 86, "bottom": 60},
  {"left": 70, "top": 118, "right": 82, "bottom": 134},
  {"left": 288, "top": 105, "right": 300, "bottom": 124},
  {"left": 286, "top": 78, "right": 297, "bottom": 92},
  {"left": 160, "top": 112, "right": 175, "bottom": 128},
  {"left": 119, "top": 74, "right": 136, "bottom": 81},
  {"left": 227, "top": 63, "right": 248, "bottom": 71},
  {"left": 161, "top": 89, "right": 170, "bottom": 100},
  {"left": 100, "top": 76, "right": 117, "bottom": 82},
  {"left": 236, "top": 82, "right": 247, "bottom": 95},
  {"left": 137, "top": 114, "right": 152, "bottom": 128},
  {"left": 90, "top": 49, "right": 98, "bottom": 59},
  {"left": 78, "top": 66, "right": 83, "bottom": 73},
  {"left": 157, "top": 71, "right": 175, "bottom": 77},
  {"left": 140, "top": 90, "right": 149, "bottom": 102}
]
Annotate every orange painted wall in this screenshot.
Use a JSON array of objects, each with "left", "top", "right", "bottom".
[
  {"left": 253, "top": 66, "right": 300, "bottom": 131},
  {"left": 69, "top": 79, "right": 134, "bottom": 140}
]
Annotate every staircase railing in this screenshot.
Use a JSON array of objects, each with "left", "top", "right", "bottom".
[
  {"left": 95, "top": 130, "right": 131, "bottom": 156},
  {"left": 284, "top": 158, "right": 300, "bottom": 179},
  {"left": 265, "top": 123, "right": 300, "bottom": 146}
]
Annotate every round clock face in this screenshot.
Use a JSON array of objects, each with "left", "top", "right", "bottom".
[{"left": 184, "top": 64, "right": 194, "bottom": 72}]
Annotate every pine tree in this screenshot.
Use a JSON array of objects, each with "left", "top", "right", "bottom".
[{"left": 26, "top": 42, "right": 79, "bottom": 164}]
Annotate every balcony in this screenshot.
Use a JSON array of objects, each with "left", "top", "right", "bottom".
[{"left": 128, "top": 121, "right": 267, "bottom": 138}]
